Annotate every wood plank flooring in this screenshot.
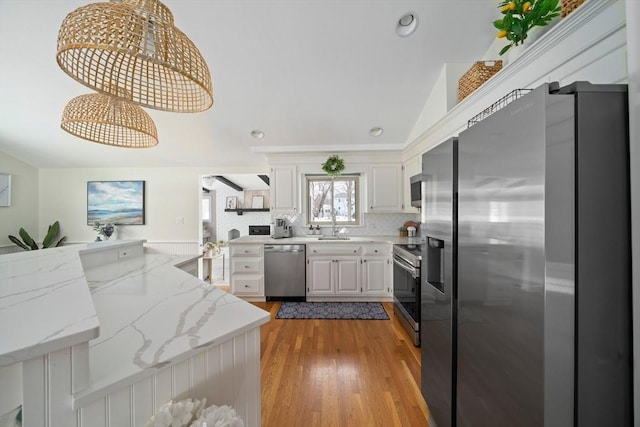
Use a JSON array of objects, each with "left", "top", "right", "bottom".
[{"left": 253, "top": 301, "right": 429, "bottom": 427}]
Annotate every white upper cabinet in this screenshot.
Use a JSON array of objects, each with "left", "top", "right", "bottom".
[
  {"left": 270, "top": 166, "right": 297, "bottom": 214},
  {"left": 367, "top": 164, "right": 403, "bottom": 212}
]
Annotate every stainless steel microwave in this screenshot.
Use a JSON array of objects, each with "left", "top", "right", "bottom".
[{"left": 410, "top": 174, "right": 421, "bottom": 208}]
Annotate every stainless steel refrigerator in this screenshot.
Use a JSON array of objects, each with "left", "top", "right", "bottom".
[
  {"left": 420, "top": 82, "right": 632, "bottom": 427},
  {"left": 420, "top": 136, "right": 458, "bottom": 427}
]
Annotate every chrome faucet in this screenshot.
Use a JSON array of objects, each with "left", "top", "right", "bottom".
[{"left": 331, "top": 208, "right": 337, "bottom": 236}]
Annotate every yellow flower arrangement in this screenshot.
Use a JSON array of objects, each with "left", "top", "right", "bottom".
[{"left": 494, "top": 0, "right": 561, "bottom": 55}]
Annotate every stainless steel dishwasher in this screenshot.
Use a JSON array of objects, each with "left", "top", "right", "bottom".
[{"left": 264, "top": 244, "right": 306, "bottom": 301}]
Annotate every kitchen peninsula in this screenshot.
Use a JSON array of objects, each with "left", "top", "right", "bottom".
[{"left": 0, "top": 240, "right": 270, "bottom": 427}]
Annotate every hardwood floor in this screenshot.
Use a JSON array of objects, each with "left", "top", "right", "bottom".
[{"left": 253, "top": 301, "right": 429, "bottom": 427}]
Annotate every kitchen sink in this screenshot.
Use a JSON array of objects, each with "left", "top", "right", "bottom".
[{"left": 317, "top": 236, "right": 350, "bottom": 240}]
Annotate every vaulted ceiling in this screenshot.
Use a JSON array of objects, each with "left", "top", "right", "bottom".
[{"left": 0, "top": 0, "right": 498, "bottom": 168}]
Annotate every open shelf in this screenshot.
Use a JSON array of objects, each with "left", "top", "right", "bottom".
[{"left": 224, "top": 208, "right": 270, "bottom": 215}]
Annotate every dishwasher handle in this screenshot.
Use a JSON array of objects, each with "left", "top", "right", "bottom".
[{"left": 264, "top": 245, "right": 305, "bottom": 253}]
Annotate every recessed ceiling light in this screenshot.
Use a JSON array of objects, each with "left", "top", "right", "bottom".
[
  {"left": 250, "top": 130, "right": 265, "bottom": 140},
  {"left": 370, "top": 127, "right": 384, "bottom": 137},
  {"left": 396, "top": 12, "right": 418, "bottom": 37}
]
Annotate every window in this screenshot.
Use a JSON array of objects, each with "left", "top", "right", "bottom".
[
  {"left": 307, "top": 175, "right": 359, "bottom": 225},
  {"left": 202, "top": 195, "right": 212, "bottom": 222}
]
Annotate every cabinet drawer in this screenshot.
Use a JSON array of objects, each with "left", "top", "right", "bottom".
[
  {"left": 307, "top": 245, "right": 361, "bottom": 256},
  {"left": 232, "top": 275, "right": 263, "bottom": 294},
  {"left": 231, "top": 258, "right": 261, "bottom": 273},
  {"left": 362, "top": 244, "right": 391, "bottom": 256},
  {"left": 230, "top": 244, "right": 263, "bottom": 257}
]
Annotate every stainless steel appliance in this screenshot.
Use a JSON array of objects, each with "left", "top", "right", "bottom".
[
  {"left": 420, "top": 137, "right": 457, "bottom": 426},
  {"left": 393, "top": 243, "right": 422, "bottom": 346},
  {"left": 272, "top": 218, "right": 292, "bottom": 239},
  {"left": 264, "top": 244, "right": 306, "bottom": 301},
  {"left": 249, "top": 225, "right": 270, "bottom": 235},
  {"left": 420, "top": 82, "right": 633, "bottom": 427},
  {"left": 410, "top": 173, "right": 421, "bottom": 208}
]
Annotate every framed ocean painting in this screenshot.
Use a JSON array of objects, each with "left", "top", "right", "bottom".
[{"left": 87, "top": 181, "right": 145, "bottom": 225}]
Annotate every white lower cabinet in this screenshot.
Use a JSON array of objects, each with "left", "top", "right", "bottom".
[
  {"left": 306, "top": 243, "right": 392, "bottom": 301},
  {"left": 307, "top": 257, "right": 334, "bottom": 295},
  {"left": 229, "top": 243, "right": 264, "bottom": 300},
  {"left": 335, "top": 258, "right": 361, "bottom": 295},
  {"left": 362, "top": 256, "right": 391, "bottom": 296},
  {"left": 307, "top": 256, "right": 361, "bottom": 297}
]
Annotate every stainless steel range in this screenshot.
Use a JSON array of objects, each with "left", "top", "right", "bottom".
[{"left": 393, "top": 243, "right": 422, "bottom": 346}]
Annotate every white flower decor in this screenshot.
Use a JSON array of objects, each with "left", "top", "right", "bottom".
[
  {"left": 191, "top": 405, "right": 244, "bottom": 427},
  {"left": 145, "top": 398, "right": 206, "bottom": 427},
  {"left": 146, "top": 399, "right": 244, "bottom": 427}
]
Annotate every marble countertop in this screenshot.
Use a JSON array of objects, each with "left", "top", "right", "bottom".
[
  {"left": 1, "top": 241, "right": 271, "bottom": 408},
  {"left": 76, "top": 250, "right": 270, "bottom": 406},
  {"left": 0, "top": 245, "right": 100, "bottom": 367},
  {"left": 228, "top": 235, "right": 424, "bottom": 245}
]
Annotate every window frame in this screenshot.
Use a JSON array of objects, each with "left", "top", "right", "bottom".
[{"left": 306, "top": 175, "right": 360, "bottom": 226}]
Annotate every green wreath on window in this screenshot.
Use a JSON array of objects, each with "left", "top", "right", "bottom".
[{"left": 322, "top": 155, "right": 345, "bottom": 178}]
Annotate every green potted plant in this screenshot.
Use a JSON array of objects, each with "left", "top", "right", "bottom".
[
  {"left": 8, "top": 221, "right": 67, "bottom": 250},
  {"left": 494, "top": 0, "right": 561, "bottom": 55}
]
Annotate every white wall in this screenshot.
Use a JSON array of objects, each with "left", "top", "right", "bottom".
[
  {"left": 625, "top": 0, "right": 640, "bottom": 423},
  {"left": 39, "top": 168, "right": 201, "bottom": 245},
  {"left": 29, "top": 160, "right": 415, "bottom": 251},
  {"left": 37, "top": 166, "right": 268, "bottom": 251},
  {"left": 408, "top": 65, "right": 449, "bottom": 142},
  {"left": 408, "top": 63, "right": 477, "bottom": 144},
  {"left": 0, "top": 150, "right": 39, "bottom": 251}
]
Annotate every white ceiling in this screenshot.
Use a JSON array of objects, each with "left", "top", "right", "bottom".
[{"left": 0, "top": 0, "right": 498, "bottom": 169}]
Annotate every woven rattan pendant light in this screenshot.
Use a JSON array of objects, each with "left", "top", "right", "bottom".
[
  {"left": 56, "top": 0, "right": 213, "bottom": 113},
  {"left": 61, "top": 93, "right": 159, "bottom": 148}
]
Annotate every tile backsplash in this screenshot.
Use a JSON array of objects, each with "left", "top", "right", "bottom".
[{"left": 286, "top": 212, "right": 420, "bottom": 237}]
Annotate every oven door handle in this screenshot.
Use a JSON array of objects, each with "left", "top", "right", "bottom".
[{"left": 393, "top": 255, "right": 419, "bottom": 279}]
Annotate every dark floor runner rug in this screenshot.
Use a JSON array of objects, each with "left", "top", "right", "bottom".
[{"left": 275, "top": 302, "right": 389, "bottom": 320}]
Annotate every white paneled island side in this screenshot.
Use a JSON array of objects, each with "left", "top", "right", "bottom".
[{"left": 0, "top": 240, "right": 270, "bottom": 427}]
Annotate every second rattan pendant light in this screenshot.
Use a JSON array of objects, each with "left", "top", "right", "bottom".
[
  {"left": 61, "top": 93, "right": 159, "bottom": 148},
  {"left": 56, "top": 0, "right": 213, "bottom": 113}
]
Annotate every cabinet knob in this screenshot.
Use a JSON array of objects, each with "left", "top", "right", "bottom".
[
  {"left": 244, "top": 250, "right": 249, "bottom": 253},
  {"left": 313, "top": 250, "right": 317, "bottom": 253},
  {"left": 244, "top": 284, "right": 250, "bottom": 288},
  {"left": 353, "top": 250, "right": 357, "bottom": 253},
  {"left": 244, "top": 265, "right": 250, "bottom": 269},
  {"left": 370, "top": 206, "right": 373, "bottom": 209},
  {"left": 374, "top": 250, "right": 378, "bottom": 253}
]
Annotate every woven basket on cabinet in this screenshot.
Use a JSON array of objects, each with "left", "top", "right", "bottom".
[
  {"left": 458, "top": 60, "right": 503, "bottom": 103},
  {"left": 561, "top": 0, "right": 586, "bottom": 17}
]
